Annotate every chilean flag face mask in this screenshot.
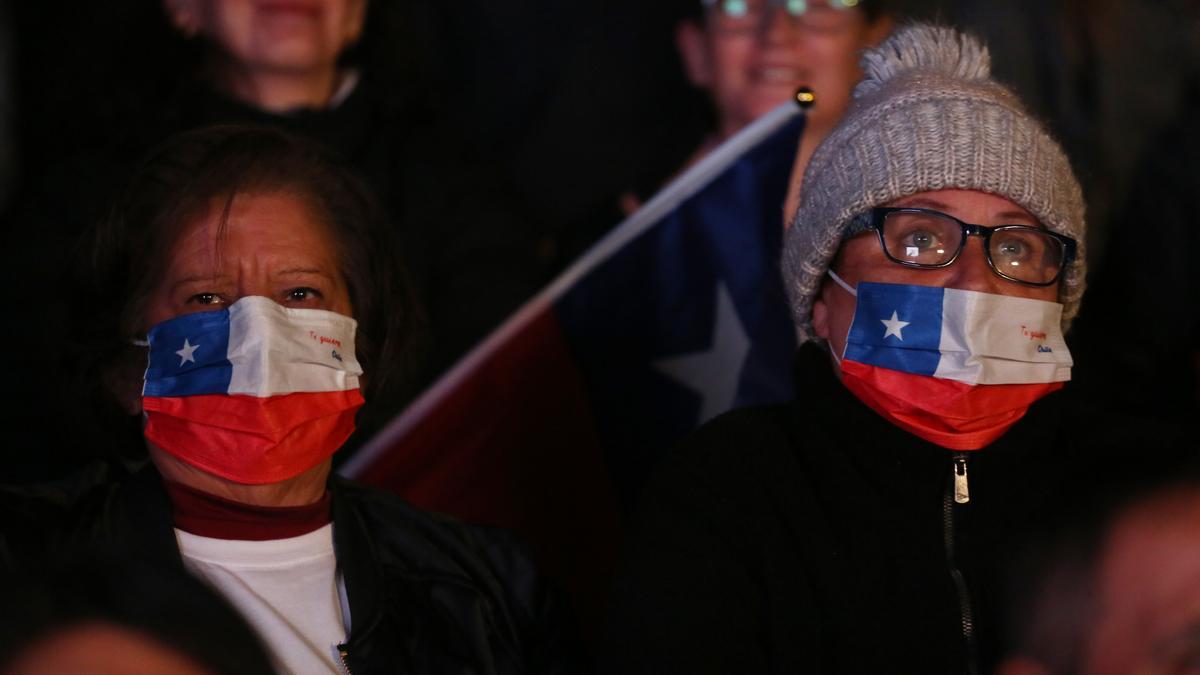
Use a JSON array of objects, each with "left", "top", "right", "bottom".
[
  {"left": 140, "top": 296, "right": 365, "bottom": 484},
  {"left": 827, "top": 272, "right": 1072, "bottom": 450}
]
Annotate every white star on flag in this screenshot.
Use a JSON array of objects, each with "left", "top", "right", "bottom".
[
  {"left": 880, "top": 311, "right": 910, "bottom": 341},
  {"left": 176, "top": 338, "right": 200, "bottom": 366},
  {"left": 653, "top": 283, "right": 751, "bottom": 425}
]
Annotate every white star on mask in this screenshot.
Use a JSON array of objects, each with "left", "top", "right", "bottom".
[
  {"left": 176, "top": 338, "right": 200, "bottom": 366},
  {"left": 880, "top": 311, "right": 911, "bottom": 341}
]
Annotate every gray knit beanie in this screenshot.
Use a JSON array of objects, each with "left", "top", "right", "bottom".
[{"left": 782, "top": 23, "right": 1087, "bottom": 343}]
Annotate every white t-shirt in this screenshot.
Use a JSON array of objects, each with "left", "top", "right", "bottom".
[{"left": 176, "top": 524, "right": 350, "bottom": 675}]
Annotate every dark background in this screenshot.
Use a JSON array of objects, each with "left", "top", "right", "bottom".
[{"left": 1, "top": 0, "right": 1197, "bottom": 481}]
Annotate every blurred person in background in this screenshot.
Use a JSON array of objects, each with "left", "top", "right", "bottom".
[
  {"left": 2, "top": 125, "right": 582, "bottom": 674},
  {"left": 669, "top": 0, "right": 892, "bottom": 216},
  {"left": 162, "top": 0, "right": 369, "bottom": 113},
  {"left": 0, "top": 554, "right": 276, "bottom": 675},
  {"left": 997, "top": 461, "right": 1200, "bottom": 675}
]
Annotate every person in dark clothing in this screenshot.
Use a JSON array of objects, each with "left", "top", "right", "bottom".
[
  {"left": 3, "top": 463, "right": 582, "bottom": 675},
  {"left": 4, "top": 125, "right": 582, "bottom": 674},
  {"left": 603, "top": 24, "right": 1193, "bottom": 675}
]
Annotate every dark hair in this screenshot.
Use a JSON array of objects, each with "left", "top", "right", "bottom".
[
  {"left": 0, "top": 553, "right": 275, "bottom": 675},
  {"left": 74, "top": 124, "right": 422, "bottom": 413}
]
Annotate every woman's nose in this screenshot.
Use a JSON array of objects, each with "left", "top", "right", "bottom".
[{"left": 946, "top": 237, "right": 1006, "bottom": 295}]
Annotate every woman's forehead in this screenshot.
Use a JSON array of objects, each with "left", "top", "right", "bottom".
[
  {"left": 164, "top": 191, "right": 341, "bottom": 273},
  {"left": 885, "top": 189, "right": 1039, "bottom": 224}
]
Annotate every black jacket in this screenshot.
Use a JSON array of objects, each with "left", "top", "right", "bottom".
[
  {"left": 603, "top": 343, "right": 1192, "bottom": 675},
  {"left": 1, "top": 464, "right": 584, "bottom": 675}
]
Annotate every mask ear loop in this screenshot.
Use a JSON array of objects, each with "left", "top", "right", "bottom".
[
  {"left": 825, "top": 270, "right": 858, "bottom": 366},
  {"left": 827, "top": 269, "right": 857, "bottom": 298}
]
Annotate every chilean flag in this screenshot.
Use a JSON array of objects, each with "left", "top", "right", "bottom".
[
  {"left": 339, "top": 102, "right": 806, "bottom": 634},
  {"left": 840, "top": 282, "right": 1072, "bottom": 449},
  {"left": 143, "top": 297, "right": 363, "bottom": 483}
]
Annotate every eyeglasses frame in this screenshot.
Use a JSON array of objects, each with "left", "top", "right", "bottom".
[
  {"left": 845, "top": 206, "right": 1078, "bottom": 287},
  {"left": 701, "top": 0, "right": 857, "bottom": 14}
]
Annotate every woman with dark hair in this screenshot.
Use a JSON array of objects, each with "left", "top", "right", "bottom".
[
  {"left": 7, "top": 0, "right": 545, "bottom": 482},
  {"left": 4, "top": 124, "right": 581, "bottom": 675}
]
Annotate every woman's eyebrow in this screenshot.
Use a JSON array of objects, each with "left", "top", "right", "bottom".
[
  {"left": 996, "top": 210, "right": 1038, "bottom": 222},
  {"left": 274, "top": 267, "right": 335, "bottom": 279},
  {"left": 892, "top": 196, "right": 949, "bottom": 210},
  {"left": 893, "top": 197, "right": 1037, "bottom": 223},
  {"left": 169, "top": 274, "right": 229, "bottom": 292}
]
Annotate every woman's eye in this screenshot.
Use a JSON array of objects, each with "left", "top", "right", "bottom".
[
  {"left": 905, "top": 230, "right": 939, "bottom": 249},
  {"left": 895, "top": 229, "right": 946, "bottom": 259},
  {"left": 994, "top": 234, "right": 1039, "bottom": 263},
  {"left": 189, "top": 293, "right": 223, "bottom": 306},
  {"left": 996, "top": 240, "right": 1028, "bottom": 258},
  {"left": 285, "top": 287, "right": 322, "bottom": 303}
]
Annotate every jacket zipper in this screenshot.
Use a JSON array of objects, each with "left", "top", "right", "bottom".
[
  {"left": 943, "top": 452, "right": 979, "bottom": 675},
  {"left": 334, "top": 645, "right": 353, "bottom": 675}
]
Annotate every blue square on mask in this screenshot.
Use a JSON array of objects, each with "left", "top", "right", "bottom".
[
  {"left": 843, "top": 282, "right": 943, "bottom": 376},
  {"left": 143, "top": 309, "right": 233, "bottom": 397}
]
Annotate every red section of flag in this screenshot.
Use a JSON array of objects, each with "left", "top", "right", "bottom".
[
  {"left": 840, "top": 359, "right": 1064, "bottom": 450},
  {"left": 349, "top": 309, "right": 621, "bottom": 638}
]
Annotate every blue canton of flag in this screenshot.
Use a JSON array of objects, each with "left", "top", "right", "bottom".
[{"left": 553, "top": 106, "right": 805, "bottom": 497}]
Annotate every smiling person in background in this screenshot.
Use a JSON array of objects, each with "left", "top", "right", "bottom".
[
  {"left": 604, "top": 24, "right": 1192, "bottom": 675},
  {"left": 2, "top": 125, "right": 581, "bottom": 675},
  {"left": 667, "top": 0, "right": 891, "bottom": 216},
  {"left": 162, "top": 0, "right": 367, "bottom": 112}
]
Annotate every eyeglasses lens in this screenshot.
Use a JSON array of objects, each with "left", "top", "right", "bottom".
[
  {"left": 881, "top": 211, "right": 960, "bottom": 265},
  {"left": 708, "top": 0, "right": 855, "bottom": 32},
  {"left": 988, "top": 228, "right": 1066, "bottom": 284}
]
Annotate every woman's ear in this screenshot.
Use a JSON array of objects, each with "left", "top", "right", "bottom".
[
  {"left": 104, "top": 356, "right": 144, "bottom": 417},
  {"left": 675, "top": 19, "right": 714, "bottom": 89},
  {"left": 812, "top": 282, "right": 832, "bottom": 341}
]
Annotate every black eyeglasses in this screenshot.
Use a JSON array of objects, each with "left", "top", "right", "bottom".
[{"left": 845, "top": 207, "right": 1078, "bottom": 287}]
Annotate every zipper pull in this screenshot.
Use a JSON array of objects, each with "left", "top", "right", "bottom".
[
  {"left": 332, "top": 644, "right": 353, "bottom": 675},
  {"left": 953, "top": 454, "right": 970, "bottom": 504}
]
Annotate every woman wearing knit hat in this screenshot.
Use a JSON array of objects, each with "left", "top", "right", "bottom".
[{"left": 603, "top": 23, "right": 1194, "bottom": 675}]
